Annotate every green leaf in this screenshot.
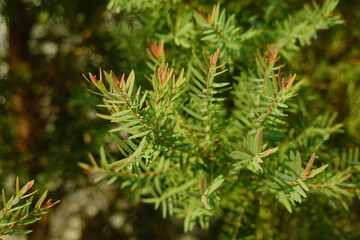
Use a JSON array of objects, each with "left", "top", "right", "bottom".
[
  {"left": 183, "top": 106, "right": 203, "bottom": 120},
  {"left": 276, "top": 173, "right": 295, "bottom": 182},
  {"left": 0, "top": 221, "right": 17, "bottom": 227},
  {"left": 34, "top": 191, "right": 48, "bottom": 209},
  {"left": 200, "top": 172, "right": 206, "bottom": 194},
  {"left": 2, "top": 188, "right": 6, "bottom": 207},
  {"left": 5, "top": 229, "right": 33, "bottom": 235},
  {"left": 120, "top": 70, "right": 133, "bottom": 92},
  {"left": 307, "top": 164, "right": 329, "bottom": 178},
  {"left": 295, "top": 151, "right": 302, "bottom": 174},
  {"left": 99, "top": 146, "right": 109, "bottom": 170},
  {"left": 133, "top": 137, "right": 147, "bottom": 157},
  {"left": 293, "top": 185, "right": 307, "bottom": 198},
  {"left": 231, "top": 151, "right": 253, "bottom": 160},
  {"left": 278, "top": 192, "right": 293, "bottom": 213},
  {"left": 111, "top": 110, "right": 131, "bottom": 118},
  {"left": 206, "top": 175, "right": 224, "bottom": 194},
  {"left": 18, "top": 217, "right": 41, "bottom": 225},
  {"left": 128, "top": 130, "right": 150, "bottom": 140},
  {"left": 298, "top": 180, "right": 309, "bottom": 191}
]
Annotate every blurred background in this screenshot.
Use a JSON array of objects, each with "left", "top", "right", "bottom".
[{"left": 0, "top": 0, "right": 359, "bottom": 239}]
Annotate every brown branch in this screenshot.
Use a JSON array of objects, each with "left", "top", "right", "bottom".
[{"left": 307, "top": 174, "right": 352, "bottom": 188}]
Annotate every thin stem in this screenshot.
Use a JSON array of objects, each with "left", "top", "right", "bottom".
[
  {"left": 307, "top": 174, "right": 352, "bottom": 188},
  {"left": 100, "top": 166, "right": 180, "bottom": 178}
]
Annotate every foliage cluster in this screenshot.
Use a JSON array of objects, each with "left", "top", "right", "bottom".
[
  {"left": 0, "top": 178, "right": 59, "bottom": 237},
  {"left": 1, "top": 0, "right": 360, "bottom": 239},
  {"left": 79, "top": 0, "right": 360, "bottom": 238}
]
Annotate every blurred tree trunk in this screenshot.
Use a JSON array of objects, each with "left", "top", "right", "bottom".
[
  {"left": 5, "top": 0, "right": 37, "bottom": 177},
  {"left": 6, "top": 1, "right": 50, "bottom": 237},
  {"left": 8, "top": 0, "right": 31, "bottom": 70},
  {"left": 7, "top": 0, "right": 36, "bottom": 165}
]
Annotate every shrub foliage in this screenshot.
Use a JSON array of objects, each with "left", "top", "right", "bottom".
[{"left": 80, "top": 0, "right": 360, "bottom": 237}]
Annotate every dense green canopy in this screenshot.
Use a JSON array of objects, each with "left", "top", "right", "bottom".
[{"left": 0, "top": 0, "right": 359, "bottom": 239}]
